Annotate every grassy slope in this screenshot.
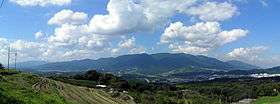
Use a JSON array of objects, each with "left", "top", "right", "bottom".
[
  {"left": 253, "top": 96, "right": 280, "bottom": 104},
  {"left": 0, "top": 71, "right": 133, "bottom": 104},
  {"left": 0, "top": 73, "right": 66, "bottom": 104}
]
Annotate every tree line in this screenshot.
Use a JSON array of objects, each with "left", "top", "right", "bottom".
[{"left": 0, "top": 63, "right": 4, "bottom": 69}]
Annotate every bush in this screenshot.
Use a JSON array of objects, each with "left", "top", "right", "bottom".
[{"left": 0, "top": 63, "right": 4, "bottom": 69}]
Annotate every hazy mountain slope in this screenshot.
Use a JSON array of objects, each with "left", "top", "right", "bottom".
[
  {"left": 32, "top": 59, "right": 97, "bottom": 72},
  {"left": 262, "top": 66, "right": 280, "bottom": 73},
  {"left": 12, "top": 61, "right": 48, "bottom": 69},
  {"left": 152, "top": 53, "right": 234, "bottom": 70},
  {"left": 29, "top": 53, "right": 256, "bottom": 74},
  {"left": 226, "top": 60, "right": 259, "bottom": 70}
]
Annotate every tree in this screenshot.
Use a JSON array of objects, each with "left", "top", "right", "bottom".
[
  {"left": 85, "top": 70, "right": 100, "bottom": 81},
  {"left": 0, "top": 63, "right": 4, "bottom": 69}
]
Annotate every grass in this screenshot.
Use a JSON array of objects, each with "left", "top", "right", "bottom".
[
  {"left": 0, "top": 71, "right": 133, "bottom": 104},
  {"left": 0, "top": 69, "right": 19, "bottom": 75},
  {"left": 253, "top": 96, "right": 280, "bottom": 104},
  {"left": 0, "top": 72, "right": 67, "bottom": 104}
]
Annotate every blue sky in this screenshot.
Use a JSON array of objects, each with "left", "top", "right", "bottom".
[{"left": 0, "top": 0, "right": 279, "bottom": 67}]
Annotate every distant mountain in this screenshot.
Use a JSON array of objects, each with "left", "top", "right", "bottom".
[
  {"left": 15, "top": 61, "right": 48, "bottom": 69},
  {"left": 28, "top": 53, "right": 258, "bottom": 74},
  {"left": 262, "top": 66, "right": 280, "bottom": 73},
  {"left": 226, "top": 60, "right": 260, "bottom": 70}
]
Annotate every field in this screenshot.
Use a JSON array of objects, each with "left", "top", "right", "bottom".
[
  {"left": 0, "top": 70, "right": 133, "bottom": 104},
  {"left": 253, "top": 96, "right": 280, "bottom": 104}
]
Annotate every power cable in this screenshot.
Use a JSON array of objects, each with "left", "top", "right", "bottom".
[{"left": 0, "top": 0, "right": 5, "bottom": 8}]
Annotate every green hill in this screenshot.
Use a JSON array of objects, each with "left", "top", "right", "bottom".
[{"left": 0, "top": 70, "right": 134, "bottom": 104}]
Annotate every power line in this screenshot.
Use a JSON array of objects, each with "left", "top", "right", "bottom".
[{"left": 0, "top": 0, "right": 4, "bottom": 8}]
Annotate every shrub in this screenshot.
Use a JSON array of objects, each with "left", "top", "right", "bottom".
[{"left": 0, "top": 63, "right": 4, "bottom": 69}]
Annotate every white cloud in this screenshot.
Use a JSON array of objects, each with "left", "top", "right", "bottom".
[
  {"left": 34, "top": 31, "right": 46, "bottom": 40},
  {"left": 142, "top": 0, "right": 197, "bottom": 27},
  {"left": 112, "top": 36, "right": 146, "bottom": 55},
  {"left": 118, "top": 37, "right": 136, "bottom": 49},
  {"left": 184, "top": 2, "right": 238, "bottom": 21},
  {"left": 225, "top": 46, "right": 280, "bottom": 68},
  {"left": 129, "top": 46, "right": 146, "bottom": 54},
  {"left": 1, "top": 0, "right": 249, "bottom": 63},
  {"left": 48, "top": 24, "right": 111, "bottom": 52},
  {"left": 10, "top": 0, "right": 71, "bottom": 7},
  {"left": 9, "top": 40, "right": 48, "bottom": 61},
  {"left": 88, "top": 0, "right": 197, "bottom": 35},
  {"left": 0, "top": 38, "right": 8, "bottom": 48},
  {"left": 260, "top": 0, "right": 268, "bottom": 6},
  {"left": 78, "top": 34, "right": 110, "bottom": 51},
  {"left": 219, "top": 29, "right": 249, "bottom": 44},
  {"left": 226, "top": 46, "right": 268, "bottom": 61},
  {"left": 88, "top": 0, "right": 239, "bottom": 36},
  {"left": 48, "top": 24, "right": 87, "bottom": 47},
  {"left": 160, "top": 22, "right": 248, "bottom": 55},
  {"left": 48, "top": 9, "right": 88, "bottom": 25},
  {"left": 0, "top": 38, "right": 9, "bottom": 63},
  {"left": 88, "top": 0, "right": 147, "bottom": 35}
]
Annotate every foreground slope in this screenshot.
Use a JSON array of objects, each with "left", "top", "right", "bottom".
[{"left": 0, "top": 71, "right": 133, "bottom": 104}]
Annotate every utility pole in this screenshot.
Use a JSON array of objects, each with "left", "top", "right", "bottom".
[
  {"left": 14, "top": 52, "right": 17, "bottom": 71},
  {"left": 7, "top": 45, "right": 10, "bottom": 70}
]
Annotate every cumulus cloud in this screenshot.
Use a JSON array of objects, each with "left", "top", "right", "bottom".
[
  {"left": 34, "top": 31, "right": 46, "bottom": 40},
  {"left": 160, "top": 22, "right": 248, "bottom": 54},
  {"left": 226, "top": 46, "right": 268, "bottom": 61},
  {"left": 112, "top": 36, "right": 146, "bottom": 55},
  {"left": 184, "top": 2, "right": 238, "bottom": 21},
  {"left": 47, "top": 24, "right": 111, "bottom": 52},
  {"left": 44, "top": 9, "right": 114, "bottom": 60},
  {"left": 48, "top": 24, "right": 87, "bottom": 47},
  {"left": 10, "top": 40, "right": 46, "bottom": 59},
  {"left": 1, "top": 0, "right": 249, "bottom": 62},
  {"left": 48, "top": 9, "right": 88, "bottom": 25},
  {"left": 10, "top": 0, "right": 71, "bottom": 7},
  {"left": 224, "top": 46, "right": 280, "bottom": 68},
  {"left": 0, "top": 38, "right": 9, "bottom": 62},
  {"left": 0, "top": 38, "right": 8, "bottom": 48},
  {"left": 0, "top": 39, "right": 51, "bottom": 62},
  {"left": 118, "top": 37, "right": 136, "bottom": 49},
  {"left": 87, "top": 0, "right": 239, "bottom": 36},
  {"left": 88, "top": 0, "right": 147, "bottom": 35},
  {"left": 88, "top": 0, "right": 197, "bottom": 35}
]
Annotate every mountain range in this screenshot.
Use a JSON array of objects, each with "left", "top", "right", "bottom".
[
  {"left": 22, "top": 53, "right": 259, "bottom": 74},
  {"left": 15, "top": 61, "right": 48, "bottom": 69}
]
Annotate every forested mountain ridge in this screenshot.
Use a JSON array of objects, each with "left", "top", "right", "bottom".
[{"left": 26, "top": 53, "right": 258, "bottom": 74}]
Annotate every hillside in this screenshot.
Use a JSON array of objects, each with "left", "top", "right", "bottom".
[
  {"left": 0, "top": 70, "right": 133, "bottom": 104},
  {"left": 226, "top": 60, "right": 259, "bottom": 70},
  {"left": 27, "top": 53, "right": 257, "bottom": 74}
]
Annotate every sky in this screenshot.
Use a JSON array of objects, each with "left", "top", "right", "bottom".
[{"left": 0, "top": 0, "right": 279, "bottom": 68}]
